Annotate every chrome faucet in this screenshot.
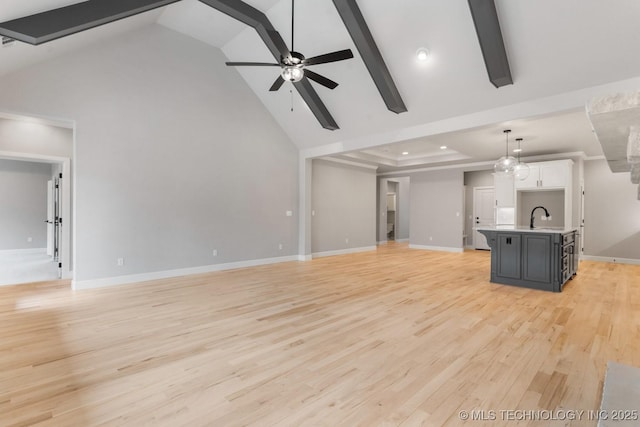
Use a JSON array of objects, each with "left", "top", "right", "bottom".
[{"left": 530, "top": 206, "right": 550, "bottom": 229}]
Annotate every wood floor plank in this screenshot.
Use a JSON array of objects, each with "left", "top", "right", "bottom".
[{"left": 0, "top": 243, "right": 638, "bottom": 426}]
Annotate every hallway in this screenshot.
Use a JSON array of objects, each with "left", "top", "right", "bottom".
[{"left": 0, "top": 250, "right": 59, "bottom": 286}]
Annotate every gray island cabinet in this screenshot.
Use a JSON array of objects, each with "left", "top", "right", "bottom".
[{"left": 476, "top": 227, "right": 578, "bottom": 292}]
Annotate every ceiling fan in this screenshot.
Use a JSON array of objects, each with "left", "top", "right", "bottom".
[
  {"left": 0, "top": 0, "right": 409, "bottom": 130},
  {"left": 225, "top": 0, "right": 354, "bottom": 92}
]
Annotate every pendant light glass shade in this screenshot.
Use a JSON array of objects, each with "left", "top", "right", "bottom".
[
  {"left": 513, "top": 162, "right": 530, "bottom": 180},
  {"left": 513, "top": 137, "right": 530, "bottom": 180},
  {"left": 494, "top": 129, "right": 517, "bottom": 174}
]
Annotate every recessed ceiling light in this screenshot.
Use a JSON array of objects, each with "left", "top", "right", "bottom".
[
  {"left": 402, "top": 151, "right": 409, "bottom": 155},
  {"left": 416, "top": 47, "right": 430, "bottom": 62},
  {"left": 440, "top": 146, "right": 447, "bottom": 150},
  {"left": 513, "top": 148, "right": 522, "bottom": 153}
]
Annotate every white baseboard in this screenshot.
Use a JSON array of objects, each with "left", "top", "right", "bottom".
[
  {"left": 72, "top": 255, "right": 300, "bottom": 290},
  {"left": 377, "top": 240, "right": 388, "bottom": 245},
  {"left": 395, "top": 238, "right": 409, "bottom": 243},
  {"left": 0, "top": 248, "right": 47, "bottom": 255},
  {"left": 464, "top": 245, "right": 475, "bottom": 250},
  {"left": 581, "top": 255, "right": 640, "bottom": 265},
  {"left": 409, "top": 244, "right": 464, "bottom": 254},
  {"left": 312, "top": 246, "right": 376, "bottom": 258},
  {"left": 298, "top": 254, "right": 312, "bottom": 261}
]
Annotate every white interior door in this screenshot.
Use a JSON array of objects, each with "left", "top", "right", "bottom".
[
  {"left": 473, "top": 187, "right": 495, "bottom": 250},
  {"left": 46, "top": 180, "right": 54, "bottom": 257}
]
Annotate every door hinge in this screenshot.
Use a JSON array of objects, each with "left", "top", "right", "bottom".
[{"left": 59, "top": 173, "right": 63, "bottom": 179}]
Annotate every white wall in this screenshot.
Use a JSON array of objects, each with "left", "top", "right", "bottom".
[
  {"left": 583, "top": 159, "right": 640, "bottom": 260},
  {"left": 312, "top": 159, "right": 376, "bottom": 255},
  {"left": 0, "top": 118, "right": 73, "bottom": 158},
  {"left": 0, "top": 160, "right": 52, "bottom": 250},
  {"left": 0, "top": 25, "right": 299, "bottom": 286},
  {"left": 408, "top": 169, "right": 464, "bottom": 251}
]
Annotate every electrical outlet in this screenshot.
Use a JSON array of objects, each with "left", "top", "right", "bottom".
[
  {"left": 117, "top": 257, "right": 124, "bottom": 267},
  {"left": 429, "top": 236, "right": 433, "bottom": 241},
  {"left": 286, "top": 210, "right": 293, "bottom": 217},
  {"left": 345, "top": 238, "right": 349, "bottom": 244},
  {"left": 27, "top": 237, "right": 32, "bottom": 242},
  {"left": 548, "top": 215, "right": 552, "bottom": 221},
  {"left": 541, "top": 215, "right": 547, "bottom": 221},
  {"left": 278, "top": 243, "right": 283, "bottom": 250},
  {"left": 212, "top": 249, "right": 217, "bottom": 257},
  {"left": 312, "top": 210, "right": 315, "bottom": 216}
]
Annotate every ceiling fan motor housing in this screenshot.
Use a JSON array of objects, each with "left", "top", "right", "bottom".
[{"left": 285, "top": 51, "right": 305, "bottom": 66}]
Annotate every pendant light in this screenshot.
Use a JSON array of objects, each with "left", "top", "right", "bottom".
[
  {"left": 494, "top": 129, "right": 518, "bottom": 174},
  {"left": 513, "top": 137, "right": 530, "bottom": 180}
]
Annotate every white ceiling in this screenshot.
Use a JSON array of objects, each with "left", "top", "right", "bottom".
[{"left": 2, "top": 0, "right": 640, "bottom": 169}]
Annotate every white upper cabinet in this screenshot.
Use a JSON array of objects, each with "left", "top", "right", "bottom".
[{"left": 515, "top": 160, "right": 571, "bottom": 190}]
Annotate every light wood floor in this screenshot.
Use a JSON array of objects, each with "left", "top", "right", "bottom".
[{"left": 1, "top": 243, "right": 639, "bottom": 426}]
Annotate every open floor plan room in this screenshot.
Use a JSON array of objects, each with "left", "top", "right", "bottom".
[{"left": 1, "top": 244, "right": 638, "bottom": 426}]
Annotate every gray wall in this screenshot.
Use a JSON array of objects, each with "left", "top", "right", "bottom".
[
  {"left": 517, "top": 190, "right": 565, "bottom": 228},
  {"left": 0, "top": 25, "right": 298, "bottom": 282},
  {"left": 408, "top": 169, "right": 464, "bottom": 249},
  {"left": 312, "top": 160, "right": 376, "bottom": 253},
  {"left": 0, "top": 160, "right": 52, "bottom": 250},
  {"left": 583, "top": 159, "right": 640, "bottom": 259},
  {"left": 463, "top": 169, "right": 494, "bottom": 246}
]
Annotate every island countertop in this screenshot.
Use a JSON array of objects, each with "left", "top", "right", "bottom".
[{"left": 474, "top": 225, "right": 579, "bottom": 234}]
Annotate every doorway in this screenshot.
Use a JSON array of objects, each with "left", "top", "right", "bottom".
[
  {"left": 473, "top": 186, "right": 495, "bottom": 250},
  {"left": 0, "top": 155, "right": 71, "bottom": 286},
  {"left": 386, "top": 181, "right": 398, "bottom": 241},
  {"left": 378, "top": 177, "right": 410, "bottom": 244}
]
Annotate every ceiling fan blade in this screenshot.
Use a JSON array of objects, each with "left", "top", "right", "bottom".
[
  {"left": 269, "top": 76, "right": 286, "bottom": 91},
  {"left": 225, "top": 62, "right": 280, "bottom": 66},
  {"left": 304, "top": 69, "right": 339, "bottom": 90},
  {"left": 303, "top": 49, "right": 354, "bottom": 66}
]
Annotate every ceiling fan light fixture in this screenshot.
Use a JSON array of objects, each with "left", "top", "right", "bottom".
[{"left": 281, "top": 66, "right": 304, "bottom": 82}]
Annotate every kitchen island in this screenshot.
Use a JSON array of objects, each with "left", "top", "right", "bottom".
[{"left": 476, "top": 226, "right": 579, "bottom": 292}]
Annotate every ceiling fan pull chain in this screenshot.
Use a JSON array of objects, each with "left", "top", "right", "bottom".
[{"left": 290, "top": 89, "right": 294, "bottom": 112}]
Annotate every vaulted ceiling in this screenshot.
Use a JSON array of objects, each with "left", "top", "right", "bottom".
[{"left": 2, "top": 0, "right": 640, "bottom": 169}]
